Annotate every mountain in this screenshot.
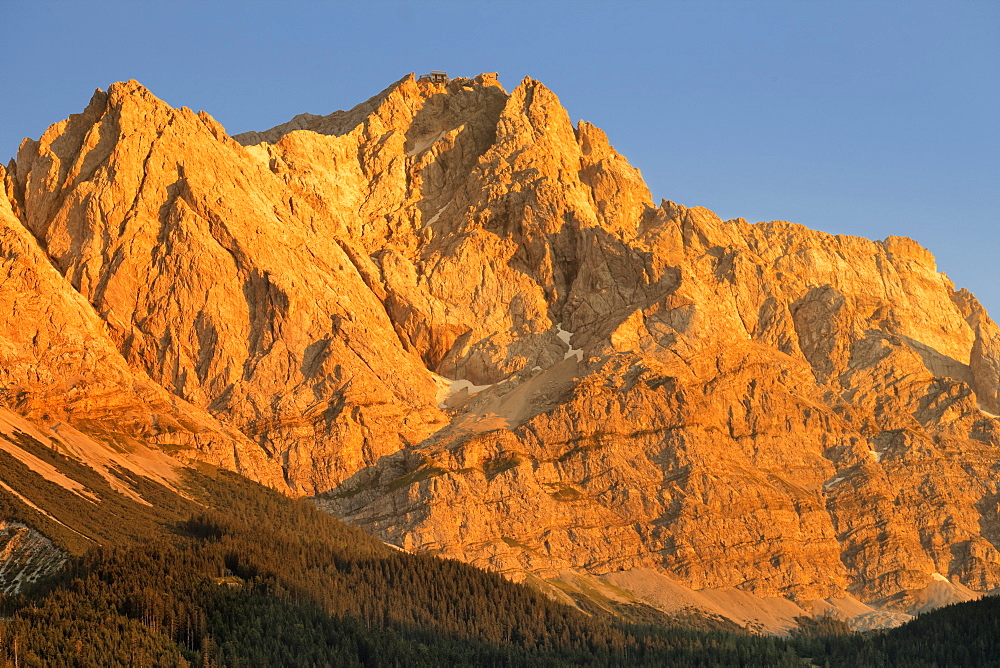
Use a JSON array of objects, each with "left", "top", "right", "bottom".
[
  {"left": 2, "top": 72, "right": 999, "bottom": 632},
  {"left": 2, "top": 436, "right": 807, "bottom": 666}
]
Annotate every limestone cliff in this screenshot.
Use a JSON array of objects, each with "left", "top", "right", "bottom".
[{"left": 3, "top": 73, "right": 999, "bottom": 624}]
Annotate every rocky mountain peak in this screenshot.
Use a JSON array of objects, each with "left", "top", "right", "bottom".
[{"left": 2, "top": 74, "right": 1000, "bottom": 629}]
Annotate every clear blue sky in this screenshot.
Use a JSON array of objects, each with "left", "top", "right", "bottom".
[{"left": 3, "top": 1, "right": 998, "bottom": 314}]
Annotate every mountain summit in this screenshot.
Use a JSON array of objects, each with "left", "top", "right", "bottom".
[{"left": 2, "top": 73, "right": 999, "bottom": 630}]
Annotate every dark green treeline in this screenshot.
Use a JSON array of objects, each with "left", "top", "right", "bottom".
[{"left": 1, "top": 464, "right": 998, "bottom": 666}]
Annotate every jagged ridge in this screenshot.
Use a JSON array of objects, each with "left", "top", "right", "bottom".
[{"left": 1, "top": 73, "right": 999, "bottom": 629}]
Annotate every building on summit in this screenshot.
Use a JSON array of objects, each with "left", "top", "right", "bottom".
[{"left": 417, "top": 71, "right": 448, "bottom": 84}]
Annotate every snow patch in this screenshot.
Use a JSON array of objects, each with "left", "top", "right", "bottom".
[
  {"left": 448, "top": 379, "right": 494, "bottom": 395},
  {"left": 824, "top": 476, "right": 845, "bottom": 490},
  {"left": 556, "top": 323, "right": 583, "bottom": 362},
  {"left": 425, "top": 202, "right": 449, "bottom": 225},
  {"left": 432, "top": 374, "right": 493, "bottom": 407},
  {"left": 868, "top": 450, "right": 882, "bottom": 462},
  {"left": 406, "top": 130, "right": 448, "bottom": 156},
  {"left": 931, "top": 572, "right": 949, "bottom": 582}
]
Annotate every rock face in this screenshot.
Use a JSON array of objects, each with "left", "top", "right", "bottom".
[
  {"left": 3, "top": 73, "right": 1000, "bottom": 618},
  {"left": 0, "top": 155, "right": 283, "bottom": 488},
  {"left": 0, "top": 520, "right": 65, "bottom": 593}
]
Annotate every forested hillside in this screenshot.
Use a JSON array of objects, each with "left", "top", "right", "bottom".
[
  {"left": 794, "top": 596, "right": 1000, "bottom": 667},
  {"left": 1, "top": 465, "right": 996, "bottom": 666},
  {"left": 0, "top": 469, "right": 806, "bottom": 666}
]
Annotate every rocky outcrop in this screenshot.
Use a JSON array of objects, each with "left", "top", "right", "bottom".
[
  {"left": 0, "top": 520, "right": 65, "bottom": 593},
  {"left": 0, "top": 160, "right": 283, "bottom": 487},
  {"left": 324, "top": 220, "right": 1000, "bottom": 603},
  {"left": 3, "top": 73, "right": 1000, "bottom": 622},
  {"left": 8, "top": 81, "right": 445, "bottom": 493}
]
